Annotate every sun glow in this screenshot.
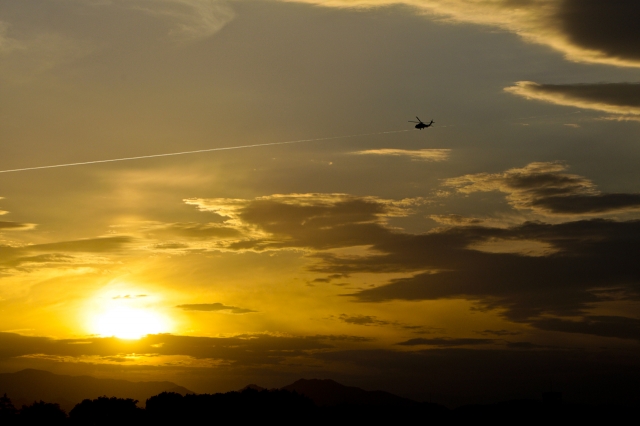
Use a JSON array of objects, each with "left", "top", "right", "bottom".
[{"left": 91, "top": 306, "right": 171, "bottom": 339}]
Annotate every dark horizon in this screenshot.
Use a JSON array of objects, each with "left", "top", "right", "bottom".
[{"left": 1, "top": 370, "right": 637, "bottom": 425}]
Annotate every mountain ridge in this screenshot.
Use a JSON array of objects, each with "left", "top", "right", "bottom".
[
  {"left": 280, "top": 378, "right": 419, "bottom": 407},
  {"left": 0, "top": 369, "right": 193, "bottom": 412}
]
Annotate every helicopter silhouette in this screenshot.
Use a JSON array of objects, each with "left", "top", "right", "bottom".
[{"left": 409, "top": 117, "right": 434, "bottom": 130}]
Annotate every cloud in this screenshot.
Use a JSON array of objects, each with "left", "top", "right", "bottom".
[
  {"left": 354, "top": 149, "right": 450, "bottom": 162},
  {"left": 339, "top": 314, "right": 390, "bottom": 326},
  {"left": 557, "top": 0, "right": 640, "bottom": 66},
  {"left": 531, "top": 315, "right": 640, "bottom": 341},
  {"left": 444, "top": 162, "right": 640, "bottom": 215},
  {"left": 506, "top": 81, "right": 640, "bottom": 117},
  {"left": 396, "top": 337, "right": 495, "bottom": 347},
  {"left": 0, "top": 14, "right": 94, "bottom": 82},
  {"left": 0, "top": 236, "right": 132, "bottom": 275},
  {"left": 152, "top": 243, "right": 190, "bottom": 250},
  {"left": 176, "top": 303, "right": 257, "bottom": 314},
  {"left": 505, "top": 341, "right": 547, "bottom": 349},
  {"left": 186, "top": 193, "right": 427, "bottom": 251},
  {"left": 285, "top": 0, "right": 640, "bottom": 67},
  {"left": 311, "top": 273, "right": 350, "bottom": 284},
  {"left": 0, "top": 332, "right": 369, "bottom": 365},
  {"left": 29, "top": 236, "right": 134, "bottom": 253},
  {"left": 145, "top": 222, "right": 241, "bottom": 239},
  {"left": 2, "top": 332, "right": 639, "bottom": 406},
  {"left": 429, "top": 214, "right": 483, "bottom": 226},
  {"left": 475, "top": 329, "right": 521, "bottom": 337},
  {"left": 341, "top": 219, "right": 640, "bottom": 325},
  {"left": 125, "top": 0, "right": 235, "bottom": 41},
  {"left": 184, "top": 189, "right": 640, "bottom": 334},
  {"left": 0, "top": 221, "right": 35, "bottom": 231},
  {"left": 334, "top": 314, "right": 433, "bottom": 334},
  {"left": 0, "top": 21, "right": 22, "bottom": 54},
  {"left": 0, "top": 0, "right": 234, "bottom": 81}
]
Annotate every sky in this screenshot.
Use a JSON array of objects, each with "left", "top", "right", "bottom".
[{"left": 1, "top": 0, "right": 640, "bottom": 406}]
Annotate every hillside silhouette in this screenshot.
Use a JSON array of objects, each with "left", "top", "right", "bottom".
[
  {"left": 0, "top": 369, "right": 192, "bottom": 411},
  {"left": 0, "top": 371, "right": 636, "bottom": 424},
  {"left": 281, "top": 378, "right": 419, "bottom": 407}
]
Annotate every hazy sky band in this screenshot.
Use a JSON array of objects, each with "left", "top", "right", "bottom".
[{"left": 0, "top": 129, "right": 415, "bottom": 174}]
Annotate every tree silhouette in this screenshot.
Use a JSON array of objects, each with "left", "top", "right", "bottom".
[
  {"left": 19, "top": 401, "right": 67, "bottom": 425},
  {"left": 69, "top": 396, "right": 142, "bottom": 425},
  {"left": 146, "top": 388, "right": 316, "bottom": 423},
  {"left": 0, "top": 393, "right": 17, "bottom": 424}
]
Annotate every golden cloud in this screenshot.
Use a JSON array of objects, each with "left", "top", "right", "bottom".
[
  {"left": 284, "top": 0, "right": 640, "bottom": 67},
  {"left": 355, "top": 149, "right": 450, "bottom": 161},
  {"left": 444, "top": 162, "right": 640, "bottom": 215},
  {"left": 505, "top": 81, "right": 640, "bottom": 116}
]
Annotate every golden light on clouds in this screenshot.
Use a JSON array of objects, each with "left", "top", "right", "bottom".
[
  {"left": 505, "top": 81, "right": 640, "bottom": 118},
  {"left": 355, "top": 149, "right": 451, "bottom": 161},
  {"left": 286, "top": 0, "right": 640, "bottom": 67}
]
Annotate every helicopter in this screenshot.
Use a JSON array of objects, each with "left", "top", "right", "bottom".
[{"left": 409, "top": 117, "right": 434, "bottom": 130}]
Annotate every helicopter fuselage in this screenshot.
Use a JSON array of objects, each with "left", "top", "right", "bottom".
[{"left": 409, "top": 117, "right": 434, "bottom": 130}]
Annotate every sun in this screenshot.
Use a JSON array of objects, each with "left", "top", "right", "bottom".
[{"left": 90, "top": 305, "right": 171, "bottom": 340}]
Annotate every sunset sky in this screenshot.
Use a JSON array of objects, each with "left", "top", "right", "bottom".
[{"left": 2, "top": 0, "right": 640, "bottom": 406}]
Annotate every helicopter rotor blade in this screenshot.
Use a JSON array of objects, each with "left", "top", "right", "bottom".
[{"left": 416, "top": 116, "right": 423, "bottom": 122}]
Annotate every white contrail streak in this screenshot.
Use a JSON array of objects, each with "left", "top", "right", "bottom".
[{"left": 0, "top": 129, "right": 414, "bottom": 174}]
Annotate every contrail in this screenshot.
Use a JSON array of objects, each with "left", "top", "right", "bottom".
[{"left": 0, "top": 129, "right": 415, "bottom": 174}]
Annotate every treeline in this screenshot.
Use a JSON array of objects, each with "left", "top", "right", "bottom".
[{"left": 0, "top": 389, "right": 636, "bottom": 425}]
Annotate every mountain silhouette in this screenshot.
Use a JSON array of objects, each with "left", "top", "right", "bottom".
[
  {"left": 0, "top": 369, "right": 192, "bottom": 412},
  {"left": 239, "top": 384, "right": 266, "bottom": 392},
  {"left": 280, "top": 378, "right": 418, "bottom": 407}
]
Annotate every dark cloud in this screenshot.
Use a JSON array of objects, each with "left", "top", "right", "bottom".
[
  {"left": 0, "top": 236, "right": 133, "bottom": 274},
  {"left": 0, "top": 221, "right": 34, "bottom": 230},
  {"left": 5, "top": 333, "right": 640, "bottom": 406},
  {"left": 335, "top": 314, "right": 432, "bottom": 334},
  {"left": 176, "top": 303, "right": 257, "bottom": 314},
  {"left": 445, "top": 162, "right": 640, "bottom": 215},
  {"left": 339, "top": 314, "right": 389, "bottom": 326},
  {"left": 0, "top": 332, "right": 370, "bottom": 365},
  {"left": 152, "top": 243, "right": 189, "bottom": 250},
  {"left": 476, "top": 329, "right": 522, "bottom": 337},
  {"left": 150, "top": 223, "right": 240, "bottom": 239},
  {"left": 531, "top": 315, "right": 640, "bottom": 341},
  {"left": 312, "top": 274, "right": 350, "bottom": 284},
  {"left": 345, "top": 219, "right": 640, "bottom": 323},
  {"left": 506, "top": 82, "right": 640, "bottom": 117},
  {"left": 29, "top": 236, "right": 134, "bottom": 253},
  {"left": 397, "top": 338, "right": 495, "bottom": 347},
  {"left": 505, "top": 341, "right": 547, "bottom": 349},
  {"left": 291, "top": 1, "right": 640, "bottom": 68},
  {"left": 189, "top": 191, "right": 640, "bottom": 336},
  {"left": 189, "top": 194, "right": 421, "bottom": 251},
  {"left": 559, "top": 0, "right": 640, "bottom": 64},
  {"left": 535, "top": 193, "right": 640, "bottom": 214}
]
